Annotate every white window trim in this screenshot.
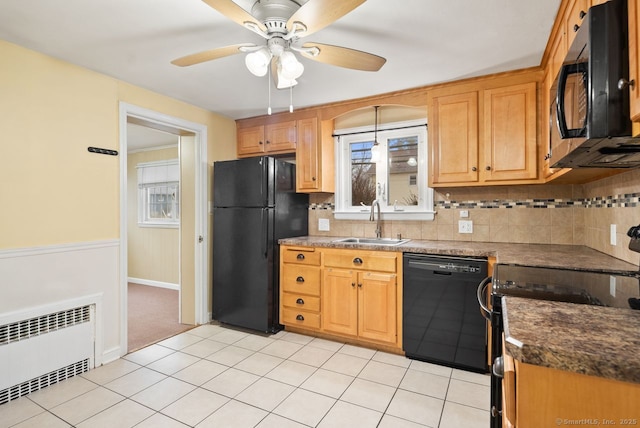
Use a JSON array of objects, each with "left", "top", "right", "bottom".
[
  {"left": 136, "top": 159, "right": 180, "bottom": 228},
  {"left": 334, "top": 119, "right": 435, "bottom": 221}
]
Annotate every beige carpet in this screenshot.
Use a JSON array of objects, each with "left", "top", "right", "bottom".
[{"left": 127, "top": 282, "right": 192, "bottom": 352}]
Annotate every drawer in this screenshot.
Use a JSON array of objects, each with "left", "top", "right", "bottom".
[
  {"left": 281, "top": 308, "right": 321, "bottom": 329},
  {"left": 282, "top": 265, "right": 321, "bottom": 295},
  {"left": 324, "top": 250, "right": 397, "bottom": 273},
  {"left": 282, "top": 247, "right": 321, "bottom": 266},
  {"left": 282, "top": 293, "right": 320, "bottom": 312}
]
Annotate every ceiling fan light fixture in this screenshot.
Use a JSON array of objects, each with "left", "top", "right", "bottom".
[
  {"left": 245, "top": 47, "right": 272, "bottom": 77},
  {"left": 279, "top": 51, "right": 304, "bottom": 80}
]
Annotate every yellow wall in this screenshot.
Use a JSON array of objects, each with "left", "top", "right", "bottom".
[
  {"left": 127, "top": 148, "right": 180, "bottom": 285},
  {"left": 0, "top": 39, "right": 237, "bottom": 250}
]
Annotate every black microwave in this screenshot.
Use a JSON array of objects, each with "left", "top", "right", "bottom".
[{"left": 549, "top": 0, "right": 640, "bottom": 168}]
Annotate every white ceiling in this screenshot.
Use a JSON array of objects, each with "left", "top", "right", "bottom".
[{"left": 0, "top": 0, "right": 561, "bottom": 120}]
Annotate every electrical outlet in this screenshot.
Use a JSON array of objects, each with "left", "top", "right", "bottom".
[
  {"left": 458, "top": 220, "right": 473, "bottom": 234},
  {"left": 610, "top": 224, "right": 617, "bottom": 246},
  {"left": 318, "top": 218, "right": 330, "bottom": 231},
  {"left": 610, "top": 276, "right": 616, "bottom": 297},
  {"left": 460, "top": 210, "right": 469, "bottom": 218}
]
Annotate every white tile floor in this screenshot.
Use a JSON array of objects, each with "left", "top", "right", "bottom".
[{"left": 1, "top": 324, "right": 490, "bottom": 428}]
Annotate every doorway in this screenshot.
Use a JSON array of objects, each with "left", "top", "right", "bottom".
[{"left": 118, "top": 103, "right": 209, "bottom": 356}]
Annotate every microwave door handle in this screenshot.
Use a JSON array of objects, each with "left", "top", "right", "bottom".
[
  {"left": 556, "top": 62, "right": 588, "bottom": 139},
  {"left": 556, "top": 63, "right": 572, "bottom": 139}
]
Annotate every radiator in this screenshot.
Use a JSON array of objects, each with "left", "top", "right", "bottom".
[{"left": 0, "top": 303, "right": 95, "bottom": 405}]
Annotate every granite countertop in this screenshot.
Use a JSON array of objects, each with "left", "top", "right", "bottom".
[
  {"left": 503, "top": 296, "right": 640, "bottom": 384},
  {"left": 280, "top": 236, "right": 639, "bottom": 274}
]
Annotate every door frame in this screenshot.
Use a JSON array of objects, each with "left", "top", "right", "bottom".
[{"left": 118, "top": 102, "right": 209, "bottom": 355}]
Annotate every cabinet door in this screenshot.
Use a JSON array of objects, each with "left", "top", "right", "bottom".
[
  {"left": 237, "top": 125, "right": 265, "bottom": 157},
  {"left": 629, "top": 0, "right": 640, "bottom": 121},
  {"left": 483, "top": 82, "right": 538, "bottom": 182},
  {"left": 322, "top": 268, "right": 358, "bottom": 336},
  {"left": 565, "top": 0, "right": 589, "bottom": 49},
  {"left": 430, "top": 91, "right": 479, "bottom": 184},
  {"left": 265, "top": 120, "right": 297, "bottom": 153},
  {"left": 357, "top": 272, "right": 397, "bottom": 344},
  {"left": 296, "top": 117, "right": 320, "bottom": 191}
]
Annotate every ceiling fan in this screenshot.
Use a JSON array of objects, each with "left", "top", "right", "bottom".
[{"left": 171, "top": 0, "right": 386, "bottom": 89}]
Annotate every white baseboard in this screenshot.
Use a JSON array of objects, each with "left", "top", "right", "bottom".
[{"left": 128, "top": 277, "right": 179, "bottom": 291}]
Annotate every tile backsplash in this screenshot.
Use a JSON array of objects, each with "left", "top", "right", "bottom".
[{"left": 308, "top": 169, "right": 640, "bottom": 266}]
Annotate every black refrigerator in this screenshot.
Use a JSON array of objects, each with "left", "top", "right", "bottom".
[{"left": 212, "top": 156, "right": 309, "bottom": 333}]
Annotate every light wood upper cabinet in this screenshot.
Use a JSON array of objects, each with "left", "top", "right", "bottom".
[
  {"left": 237, "top": 125, "right": 265, "bottom": 157},
  {"left": 629, "top": 0, "right": 640, "bottom": 121},
  {"left": 483, "top": 82, "right": 538, "bottom": 182},
  {"left": 296, "top": 117, "right": 319, "bottom": 191},
  {"left": 429, "top": 77, "right": 539, "bottom": 187},
  {"left": 237, "top": 121, "right": 297, "bottom": 158},
  {"left": 265, "top": 120, "right": 297, "bottom": 153},
  {"left": 565, "top": 0, "right": 589, "bottom": 49},
  {"left": 430, "top": 91, "right": 479, "bottom": 184}
]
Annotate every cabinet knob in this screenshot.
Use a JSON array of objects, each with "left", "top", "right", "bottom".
[
  {"left": 579, "top": 10, "right": 586, "bottom": 19},
  {"left": 296, "top": 298, "right": 305, "bottom": 305},
  {"left": 486, "top": 166, "right": 491, "bottom": 171},
  {"left": 471, "top": 166, "right": 477, "bottom": 172},
  {"left": 259, "top": 141, "right": 263, "bottom": 145},
  {"left": 312, "top": 177, "right": 316, "bottom": 181},
  {"left": 296, "top": 276, "right": 305, "bottom": 283},
  {"left": 353, "top": 257, "right": 363, "bottom": 265},
  {"left": 358, "top": 283, "right": 362, "bottom": 288},
  {"left": 296, "top": 253, "right": 305, "bottom": 260},
  {"left": 266, "top": 140, "right": 271, "bottom": 144},
  {"left": 573, "top": 24, "right": 580, "bottom": 33},
  {"left": 296, "top": 314, "right": 304, "bottom": 321},
  {"left": 618, "top": 78, "right": 636, "bottom": 90},
  {"left": 351, "top": 282, "right": 356, "bottom": 288}
]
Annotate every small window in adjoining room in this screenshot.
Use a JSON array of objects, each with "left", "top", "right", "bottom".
[
  {"left": 334, "top": 119, "right": 435, "bottom": 220},
  {"left": 137, "top": 159, "right": 180, "bottom": 227}
]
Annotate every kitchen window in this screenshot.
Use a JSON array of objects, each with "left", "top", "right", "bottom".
[
  {"left": 137, "top": 159, "right": 180, "bottom": 227},
  {"left": 334, "top": 120, "right": 434, "bottom": 220}
]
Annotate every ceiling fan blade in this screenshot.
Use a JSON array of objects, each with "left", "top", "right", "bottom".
[
  {"left": 287, "top": 0, "right": 365, "bottom": 37},
  {"left": 300, "top": 42, "right": 386, "bottom": 72},
  {"left": 171, "top": 43, "right": 255, "bottom": 67},
  {"left": 201, "top": 0, "right": 266, "bottom": 32}
]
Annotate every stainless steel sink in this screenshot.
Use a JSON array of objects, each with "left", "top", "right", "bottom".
[{"left": 333, "top": 237, "right": 411, "bottom": 246}]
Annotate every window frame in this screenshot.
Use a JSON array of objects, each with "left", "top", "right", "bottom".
[
  {"left": 136, "top": 159, "right": 180, "bottom": 228},
  {"left": 334, "top": 119, "right": 435, "bottom": 221}
]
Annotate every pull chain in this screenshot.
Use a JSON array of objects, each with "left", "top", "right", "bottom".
[
  {"left": 289, "top": 85, "right": 294, "bottom": 113},
  {"left": 267, "top": 66, "right": 272, "bottom": 115}
]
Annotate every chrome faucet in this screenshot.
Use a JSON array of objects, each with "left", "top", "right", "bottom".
[{"left": 369, "top": 199, "right": 382, "bottom": 238}]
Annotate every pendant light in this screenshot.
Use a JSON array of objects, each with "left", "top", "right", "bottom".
[{"left": 370, "top": 106, "right": 381, "bottom": 163}]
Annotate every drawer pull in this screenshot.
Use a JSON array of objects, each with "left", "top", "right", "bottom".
[
  {"left": 296, "top": 253, "right": 305, "bottom": 260},
  {"left": 296, "top": 276, "right": 305, "bottom": 283},
  {"left": 296, "top": 298, "right": 305, "bottom": 305},
  {"left": 353, "top": 257, "right": 363, "bottom": 265},
  {"left": 296, "top": 314, "right": 304, "bottom": 321}
]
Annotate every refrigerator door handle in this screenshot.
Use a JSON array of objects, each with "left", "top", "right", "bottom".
[{"left": 261, "top": 208, "right": 268, "bottom": 258}]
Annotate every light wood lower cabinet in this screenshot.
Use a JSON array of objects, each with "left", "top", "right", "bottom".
[
  {"left": 280, "top": 247, "right": 322, "bottom": 331},
  {"left": 280, "top": 245, "right": 402, "bottom": 349},
  {"left": 505, "top": 357, "right": 640, "bottom": 427}
]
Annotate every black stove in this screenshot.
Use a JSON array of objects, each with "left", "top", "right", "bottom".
[{"left": 493, "top": 264, "right": 640, "bottom": 309}]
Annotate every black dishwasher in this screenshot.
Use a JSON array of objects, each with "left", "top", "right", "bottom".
[{"left": 403, "top": 253, "right": 488, "bottom": 373}]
